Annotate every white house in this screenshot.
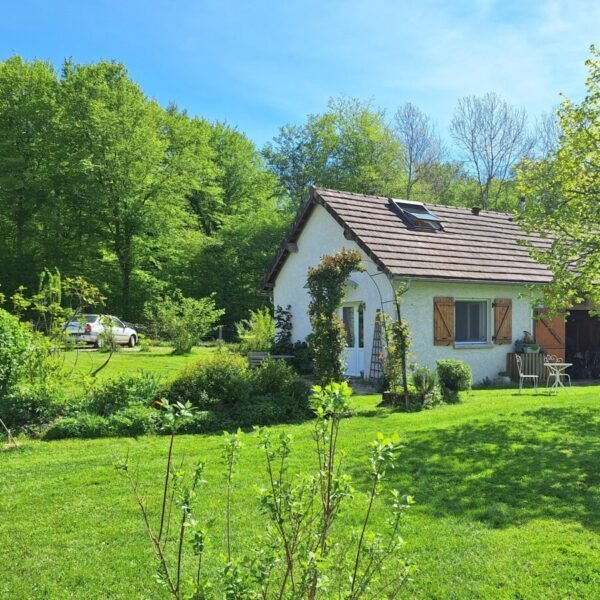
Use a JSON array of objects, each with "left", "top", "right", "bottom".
[{"left": 264, "top": 187, "right": 557, "bottom": 383}]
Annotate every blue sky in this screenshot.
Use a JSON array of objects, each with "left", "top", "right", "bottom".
[{"left": 1, "top": 1, "right": 598, "bottom": 146}]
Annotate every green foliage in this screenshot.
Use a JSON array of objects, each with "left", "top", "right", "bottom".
[
  {"left": 168, "top": 351, "right": 250, "bottom": 407},
  {"left": 0, "top": 383, "right": 68, "bottom": 429},
  {"left": 436, "top": 359, "right": 473, "bottom": 402},
  {"left": 273, "top": 304, "right": 293, "bottom": 353},
  {"left": 252, "top": 358, "right": 308, "bottom": 400},
  {"left": 264, "top": 97, "right": 406, "bottom": 207},
  {"left": 191, "top": 202, "right": 290, "bottom": 327},
  {"left": 411, "top": 365, "right": 439, "bottom": 404},
  {"left": 517, "top": 46, "right": 600, "bottom": 314},
  {"left": 3, "top": 387, "right": 600, "bottom": 598},
  {"left": 44, "top": 414, "right": 111, "bottom": 440},
  {"left": 119, "top": 381, "right": 411, "bottom": 598},
  {"left": 0, "top": 308, "right": 34, "bottom": 395},
  {"left": 235, "top": 306, "right": 275, "bottom": 353},
  {"left": 306, "top": 249, "right": 364, "bottom": 384},
  {"left": 290, "top": 340, "right": 313, "bottom": 374},
  {"left": 86, "top": 372, "right": 162, "bottom": 416},
  {"left": 382, "top": 310, "right": 412, "bottom": 408},
  {"left": 144, "top": 292, "right": 224, "bottom": 354},
  {"left": 96, "top": 316, "right": 120, "bottom": 353},
  {"left": 107, "top": 405, "right": 161, "bottom": 437},
  {"left": 0, "top": 56, "right": 284, "bottom": 328},
  {"left": 168, "top": 354, "right": 309, "bottom": 428}
]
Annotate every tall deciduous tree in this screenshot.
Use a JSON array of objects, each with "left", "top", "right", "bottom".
[
  {"left": 57, "top": 62, "right": 209, "bottom": 318},
  {"left": 0, "top": 56, "right": 58, "bottom": 291},
  {"left": 394, "top": 102, "right": 442, "bottom": 199},
  {"left": 264, "top": 97, "right": 405, "bottom": 207},
  {"left": 189, "top": 122, "right": 278, "bottom": 234},
  {"left": 517, "top": 47, "right": 600, "bottom": 313},
  {"left": 191, "top": 202, "right": 289, "bottom": 326},
  {"left": 450, "top": 92, "right": 533, "bottom": 210}
]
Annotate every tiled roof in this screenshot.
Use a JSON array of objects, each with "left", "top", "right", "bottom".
[{"left": 264, "top": 187, "right": 553, "bottom": 287}]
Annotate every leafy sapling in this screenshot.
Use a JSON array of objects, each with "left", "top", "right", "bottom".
[{"left": 222, "top": 430, "right": 242, "bottom": 563}]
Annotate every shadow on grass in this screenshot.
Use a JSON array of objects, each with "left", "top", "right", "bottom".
[{"left": 351, "top": 406, "right": 600, "bottom": 532}]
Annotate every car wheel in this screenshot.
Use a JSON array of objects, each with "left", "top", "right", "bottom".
[
  {"left": 128, "top": 335, "right": 136, "bottom": 348},
  {"left": 95, "top": 339, "right": 102, "bottom": 349}
]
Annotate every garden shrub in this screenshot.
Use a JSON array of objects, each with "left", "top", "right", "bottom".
[
  {"left": 436, "top": 359, "right": 473, "bottom": 402},
  {"left": 172, "top": 410, "right": 222, "bottom": 434},
  {"left": 144, "top": 292, "right": 224, "bottom": 354},
  {"left": 232, "top": 394, "right": 307, "bottom": 427},
  {"left": 44, "top": 414, "right": 112, "bottom": 440},
  {"left": 290, "top": 340, "right": 313, "bottom": 374},
  {"left": 236, "top": 306, "right": 274, "bottom": 353},
  {"left": 0, "top": 308, "right": 34, "bottom": 395},
  {"left": 86, "top": 372, "right": 162, "bottom": 416},
  {"left": 412, "top": 365, "right": 438, "bottom": 404},
  {"left": 251, "top": 358, "right": 308, "bottom": 400},
  {"left": 166, "top": 354, "right": 310, "bottom": 429},
  {"left": 0, "top": 383, "right": 69, "bottom": 428},
  {"left": 168, "top": 351, "right": 251, "bottom": 407},
  {"left": 108, "top": 405, "right": 160, "bottom": 437}
]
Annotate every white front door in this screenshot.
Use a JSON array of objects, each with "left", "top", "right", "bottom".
[{"left": 341, "top": 303, "right": 365, "bottom": 377}]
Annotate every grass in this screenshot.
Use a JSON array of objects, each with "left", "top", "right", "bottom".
[
  {"left": 57, "top": 345, "right": 215, "bottom": 396},
  {"left": 1, "top": 385, "right": 599, "bottom": 598}
]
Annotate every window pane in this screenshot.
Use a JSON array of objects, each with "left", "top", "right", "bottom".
[
  {"left": 358, "top": 304, "right": 365, "bottom": 348},
  {"left": 455, "top": 302, "right": 469, "bottom": 341},
  {"left": 342, "top": 306, "right": 355, "bottom": 347},
  {"left": 455, "top": 301, "right": 487, "bottom": 342}
]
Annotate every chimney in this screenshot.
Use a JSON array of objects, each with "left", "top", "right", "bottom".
[
  {"left": 519, "top": 196, "right": 526, "bottom": 213},
  {"left": 471, "top": 206, "right": 481, "bottom": 216}
]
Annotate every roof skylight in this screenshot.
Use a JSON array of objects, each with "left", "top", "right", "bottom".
[{"left": 389, "top": 199, "right": 444, "bottom": 231}]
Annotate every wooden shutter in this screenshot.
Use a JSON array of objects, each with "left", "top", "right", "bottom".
[
  {"left": 433, "top": 297, "right": 454, "bottom": 345},
  {"left": 493, "top": 298, "right": 512, "bottom": 344},
  {"left": 533, "top": 308, "right": 566, "bottom": 357}
]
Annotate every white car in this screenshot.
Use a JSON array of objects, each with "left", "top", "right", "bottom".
[{"left": 65, "top": 314, "right": 138, "bottom": 348}]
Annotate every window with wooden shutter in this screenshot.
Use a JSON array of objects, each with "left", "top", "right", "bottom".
[
  {"left": 493, "top": 298, "right": 512, "bottom": 344},
  {"left": 433, "top": 297, "right": 454, "bottom": 345}
]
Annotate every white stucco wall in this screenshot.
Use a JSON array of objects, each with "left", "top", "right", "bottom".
[
  {"left": 399, "top": 280, "right": 533, "bottom": 383},
  {"left": 272, "top": 204, "right": 534, "bottom": 383},
  {"left": 272, "top": 204, "right": 396, "bottom": 378}
]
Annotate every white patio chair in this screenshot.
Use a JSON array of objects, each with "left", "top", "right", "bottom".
[{"left": 515, "top": 354, "right": 538, "bottom": 394}]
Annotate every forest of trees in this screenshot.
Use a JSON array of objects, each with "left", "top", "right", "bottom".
[{"left": 0, "top": 55, "right": 564, "bottom": 326}]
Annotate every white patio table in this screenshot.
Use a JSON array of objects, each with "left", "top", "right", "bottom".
[{"left": 544, "top": 362, "right": 572, "bottom": 393}]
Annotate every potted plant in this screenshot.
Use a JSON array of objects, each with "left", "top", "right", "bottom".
[{"left": 514, "top": 331, "right": 535, "bottom": 353}]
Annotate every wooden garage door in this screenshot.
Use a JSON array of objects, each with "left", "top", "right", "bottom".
[{"left": 534, "top": 308, "right": 566, "bottom": 358}]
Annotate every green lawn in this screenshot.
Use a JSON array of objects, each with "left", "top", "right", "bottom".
[
  {"left": 1, "top": 386, "right": 599, "bottom": 598},
  {"left": 58, "top": 346, "right": 215, "bottom": 396}
]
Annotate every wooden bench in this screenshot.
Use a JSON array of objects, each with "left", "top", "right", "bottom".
[{"left": 247, "top": 352, "right": 295, "bottom": 368}]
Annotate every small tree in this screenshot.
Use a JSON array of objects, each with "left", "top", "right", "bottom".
[
  {"left": 0, "top": 309, "right": 34, "bottom": 396},
  {"left": 145, "top": 292, "right": 224, "bottom": 354},
  {"left": 517, "top": 47, "right": 600, "bottom": 314},
  {"left": 119, "top": 383, "right": 413, "bottom": 599},
  {"left": 235, "top": 306, "right": 275, "bottom": 353},
  {"left": 306, "top": 249, "right": 364, "bottom": 384},
  {"left": 273, "top": 304, "right": 293, "bottom": 353},
  {"left": 381, "top": 305, "right": 412, "bottom": 409}
]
